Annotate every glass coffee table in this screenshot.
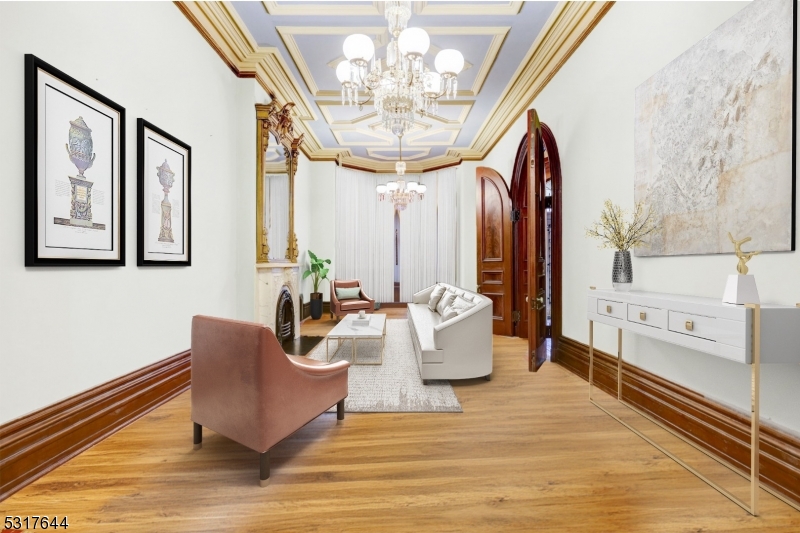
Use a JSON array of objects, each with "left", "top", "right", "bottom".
[{"left": 326, "top": 314, "right": 386, "bottom": 365}]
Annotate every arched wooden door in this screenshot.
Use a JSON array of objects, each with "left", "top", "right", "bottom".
[
  {"left": 476, "top": 167, "right": 513, "bottom": 336},
  {"left": 511, "top": 135, "right": 529, "bottom": 339},
  {"left": 528, "top": 110, "right": 547, "bottom": 371}
]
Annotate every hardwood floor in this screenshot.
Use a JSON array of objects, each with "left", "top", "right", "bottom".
[{"left": 3, "top": 308, "right": 800, "bottom": 531}]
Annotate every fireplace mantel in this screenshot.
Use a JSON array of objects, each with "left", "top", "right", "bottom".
[{"left": 255, "top": 262, "right": 301, "bottom": 340}]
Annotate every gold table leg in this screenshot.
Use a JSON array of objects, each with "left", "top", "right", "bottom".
[{"left": 587, "top": 303, "right": 772, "bottom": 516}]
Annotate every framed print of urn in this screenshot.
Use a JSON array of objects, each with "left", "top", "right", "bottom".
[
  {"left": 137, "top": 119, "right": 191, "bottom": 266},
  {"left": 25, "top": 55, "right": 125, "bottom": 266}
]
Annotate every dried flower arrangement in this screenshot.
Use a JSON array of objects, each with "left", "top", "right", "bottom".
[{"left": 586, "top": 200, "right": 658, "bottom": 251}]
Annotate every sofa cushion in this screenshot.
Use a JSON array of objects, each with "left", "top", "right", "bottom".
[
  {"left": 335, "top": 286, "right": 362, "bottom": 300},
  {"left": 441, "top": 296, "right": 476, "bottom": 324},
  {"left": 340, "top": 299, "right": 371, "bottom": 310},
  {"left": 427, "top": 284, "right": 447, "bottom": 312},
  {"left": 407, "top": 303, "right": 439, "bottom": 351},
  {"left": 436, "top": 291, "right": 457, "bottom": 315}
]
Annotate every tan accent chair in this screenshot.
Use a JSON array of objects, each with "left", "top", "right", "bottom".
[
  {"left": 330, "top": 279, "right": 375, "bottom": 320},
  {"left": 191, "top": 315, "right": 349, "bottom": 486}
]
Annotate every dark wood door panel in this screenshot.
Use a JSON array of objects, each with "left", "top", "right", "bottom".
[{"left": 477, "top": 167, "right": 513, "bottom": 337}]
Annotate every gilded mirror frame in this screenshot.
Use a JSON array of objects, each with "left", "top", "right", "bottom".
[{"left": 256, "top": 102, "right": 304, "bottom": 263}]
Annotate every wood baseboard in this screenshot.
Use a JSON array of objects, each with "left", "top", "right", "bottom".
[
  {"left": 554, "top": 336, "right": 800, "bottom": 508},
  {"left": 0, "top": 350, "right": 191, "bottom": 502}
]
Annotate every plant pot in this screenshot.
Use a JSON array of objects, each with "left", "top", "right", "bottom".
[
  {"left": 612, "top": 250, "right": 633, "bottom": 292},
  {"left": 310, "top": 292, "right": 323, "bottom": 320}
]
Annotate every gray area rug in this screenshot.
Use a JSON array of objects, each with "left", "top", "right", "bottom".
[{"left": 306, "top": 319, "right": 462, "bottom": 413}]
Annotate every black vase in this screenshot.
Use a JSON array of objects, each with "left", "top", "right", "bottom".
[{"left": 310, "top": 292, "right": 323, "bottom": 320}]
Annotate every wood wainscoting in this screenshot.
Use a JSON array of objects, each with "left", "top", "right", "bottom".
[
  {"left": 0, "top": 351, "right": 191, "bottom": 501},
  {"left": 554, "top": 336, "right": 800, "bottom": 509}
]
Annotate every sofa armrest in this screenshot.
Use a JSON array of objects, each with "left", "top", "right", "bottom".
[
  {"left": 287, "top": 355, "right": 350, "bottom": 376},
  {"left": 359, "top": 288, "right": 375, "bottom": 306},
  {"left": 413, "top": 284, "right": 436, "bottom": 304},
  {"left": 330, "top": 283, "right": 340, "bottom": 311}
]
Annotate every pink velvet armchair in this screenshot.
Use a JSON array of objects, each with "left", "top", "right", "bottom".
[
  {"left": 191, "top": 315, "right": 349, "bottom": 486},
  {"left": 330, "top": 279, "right": 375, "bottom": 320}
]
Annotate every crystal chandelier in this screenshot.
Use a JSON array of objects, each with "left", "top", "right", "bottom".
[
  {"left": 376, "top": 135, "right": 427, "bottom": 211},
  {"left": 336, "top": 0, "right": 465, "bottom": 137}
]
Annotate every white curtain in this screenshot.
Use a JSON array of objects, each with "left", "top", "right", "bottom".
[
  {"left": 399, "top": 173, "right": 437, "bottom": 301},
  {"left": 398, "top": 169, "right": 459, "bottom": 300},
  {"left": 335, "top": 167, "right": 395, "bottom": 302},
  {"left": 436, "top": 167, "right": 458, "bottom": 285},
  {"left": 265, "top": 174, "right": 289, "bottom": 261}
]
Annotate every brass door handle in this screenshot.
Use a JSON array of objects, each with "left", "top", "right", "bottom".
[
  {"left": 685, "top": 320, "right": 694, "bottom": 332},
  {"left": 606, "top": 305, "right": 612, "bottom": 313},
  {"left": 640, "top": 312, "right": 646, "bottom": 321}
]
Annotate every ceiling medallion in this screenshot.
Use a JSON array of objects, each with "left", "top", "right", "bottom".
[{"left": 337, "top": 0, "right": 465, "bottom": 138}]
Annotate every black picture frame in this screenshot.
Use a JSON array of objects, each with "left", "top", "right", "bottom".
[
  {"left": 25, "top": 54, "right": 126, "bottom": 266},
  {"left": 137, "top": 119, "right": 192, "bottom": 266}
]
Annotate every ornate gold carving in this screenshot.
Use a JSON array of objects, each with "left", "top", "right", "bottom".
[
  {"left": 256, "top": 101, "right": 304, "bottom": 263},
  {"left": 261, "top": 225, "right": 270, "bottom": 258},
  {"left": 286, "top": 232, "right": 299, "bottom": 264},
  {"left": 728, "top": 233, "right": 761, "bottom": 275}
]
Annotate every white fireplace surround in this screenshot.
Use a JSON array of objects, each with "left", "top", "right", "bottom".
[{"left": 255, "top": 263, "right": 301, "bottom": 340}]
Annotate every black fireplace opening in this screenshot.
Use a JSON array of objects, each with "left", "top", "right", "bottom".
[{"left": 275, "top": 287, "right": 295, "bottom": 345}]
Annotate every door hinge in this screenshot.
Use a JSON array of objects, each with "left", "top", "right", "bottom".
[
  {"left": 512, "top": 310, "right": 521, "bottom": 323},
  {"left": 510, "top": 208, "right": 521, "bottom": 223}
]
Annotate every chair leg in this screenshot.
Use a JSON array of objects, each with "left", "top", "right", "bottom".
[
  {"left": 260, "top": 451, "right": 270, "bottom": 487},
  {"left": 193, "top": 422, "right": 202, "bottom": 450},
  {"left": 337, "top": 399, "right": 345, "bottom": 422}
]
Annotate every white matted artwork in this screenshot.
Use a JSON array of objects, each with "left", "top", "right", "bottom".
[
  {"left": 634, "top": 0, "right": 796, "bottom": 257},
  {"left": 137, "top": 119, "right": 191, "bottom": 266},
  {"left": 25, "top": 55, "right": 125, "bottom": 265}
]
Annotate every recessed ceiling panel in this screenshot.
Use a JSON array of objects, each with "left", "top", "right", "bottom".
[{"left": 232, "top": 0, "right": 558, "bottom": 168}]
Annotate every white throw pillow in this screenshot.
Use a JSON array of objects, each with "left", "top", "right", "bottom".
[
  {"left": 450, "top": 296, "right": 475, "bottom": 314},
  {"left": 436, "top": 291, "right": 457, "bottom": 315},
  {"left": 441, "top": 305, "right": 459, "bottom": 322},
  {"left": 441, "top": 297, "right": 475, "bottom": 323},
  {"left": 427, "top": 284, "right": 447, "bottom": 312}
]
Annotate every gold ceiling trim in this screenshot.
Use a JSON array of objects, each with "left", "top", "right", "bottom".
[
  {"left": 366, "top": 147, "right": 431, "bottom": 162},
  {"left": 416, "top": 1, "right": 523, "bottom": 16},
  {"left": 263, "top": 1, "right": 382, "bottom": 16},
  {"left": 468, "top": 1, "right": 615, "bottom": 156},
  {"left": 175, "top": 0, "right": 613, "bottom": 172},
  {"left": 276, "top": 26, "right": 389, "bottom": 97},
  {"left": 338, "top": 154, "right": 462, "bottom": 174}
]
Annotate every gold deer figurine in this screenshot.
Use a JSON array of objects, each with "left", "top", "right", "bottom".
[{"left": 728, "top": 233, "right": 760, "bottom": 275}]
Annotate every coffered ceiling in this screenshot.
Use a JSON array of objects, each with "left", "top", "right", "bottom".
[
  {"left": 177, "top": 1, "right": 614, "bottom": 172},
  {"left": 232, "top": 0, "right": 554, "bottom": 170}
]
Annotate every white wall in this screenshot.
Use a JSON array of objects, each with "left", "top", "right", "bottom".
[
  {"left": 0, "top": 2, "right": 257, "bottom": 424},
  {"left": 305, "top": 161, "right": 338, "bottom": 301},
  {"left": 461, "top": 1, "right": 800, "bottom": 434}
]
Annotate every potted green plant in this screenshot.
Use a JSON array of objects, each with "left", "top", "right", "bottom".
[{"left": 303, "top": 251, "right": 331, "bottom": 320}]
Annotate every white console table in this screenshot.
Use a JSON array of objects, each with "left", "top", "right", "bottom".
[{"left": 586, "top": 288, "right": 800, "bottom": 516}]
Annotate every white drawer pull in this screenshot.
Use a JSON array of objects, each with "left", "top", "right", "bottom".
[
  {"left": 640, "top": 312, "right": 646, "bottom": 321},
  {"left": 685, "top": 320, "right": 694, "bottom": 332},
  {"left": 606, "top": 305, "right": 612, "bottom": 313}
]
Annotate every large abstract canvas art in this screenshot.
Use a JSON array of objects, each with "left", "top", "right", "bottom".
[{"left": 634, "top": 0, "right": 796, "bottom": 257}]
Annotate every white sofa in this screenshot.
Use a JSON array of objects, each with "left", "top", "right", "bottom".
[{"left": 407, "top": 283, "right": 493, "bottom": 383}]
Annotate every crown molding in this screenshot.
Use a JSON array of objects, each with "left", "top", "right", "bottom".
[
  {"left": 175, "top": 1, "right": 613, "bottom": 173},
  {"left": 468, "top": 1, "right": 614, "bottom": 156},
  {"left": 338, "top": 154, "right": 462, "bottom": 174}
]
